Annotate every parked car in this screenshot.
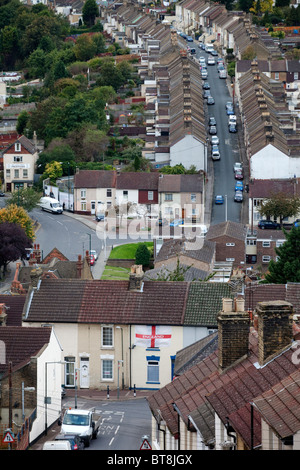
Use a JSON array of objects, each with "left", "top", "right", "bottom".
[
  {"left": 234, "top": 170, "right": 244, "bottom": 180},
  {"left": 0, "top": 191, "right": 5, "bottom": 197},
  {"left": 203, "top": 89, "right": 211, "bottom": 99},
  {"left": 90, "top": 254, "right": 95, "bottom": 266},
  {"left": 190, "top": 48, "right": 196, "bottom": 54},
  {"left": 186, "top": 36, "right": 193, "bottom": 42},
  {"left": 199, "top": 57, "right": 206, "bottom": 65},
  {"left": 211, "top": 50, "right": 218, "bottom": 56},
  {"left": 55, "top": 434, "right": 84, "bottom": 451},
  {"left": 226, "top": 107, "right": 234, "bottom": 115},
  {"left": 209, "top": 125, "right": 217, "bottom": 135},
  {"left": 209, "top": 117, "right": 217, "bottom": 126},
  {"left": 201, "top": 71, "right": 208, "bottom": 79},
  {"left": 219, "top": 69, "right": 227, "bottom": 79},
  {"left": 211, "top": 145, "right": 220, "bottom": 160},
  {"left": 207, "top": 57, "right": 215, "bottom": 65},
  {"left": 169, "top": 219, "right": 184, "bottom": 227},
  {"left": 211, "top": 135, "right": 219, "bottom": 145},
  {"left": 258, "top": 220, "right": 281, "bottom": 230},
  {"left": 234, "top": 190, "right": 243, "bottom": 202},
  {"left": 233, "top": 162, "right": 243, "bottom": 173},
  {"left": 225, "top": 101, "right": 233, "bottom": 110},
  {"left": 228, "top": 115, "right": 237, "bottom": 125},
  {"left": 95, "top": 213, "right": 104, "bottom": 221},
  {"left": 202, "top": 82, "right": 210, "bottom": 89},
  {"left": 229, "top": 123, "right": 237, "bottom": 133},
  {"left": 294, "top": 219, "right": 300, "bottom": 227},
  {"left": 89, "top": 249, "right": 98, "bottom": 261},
  {"left": 207, "top": 96, "right": 215, "bottom": 105},
  {"left": 215, "top": 195, "right": 224, "bottom": 204},
  {"left": 235, "top": 181, "right": 244, "bottom": 192}
]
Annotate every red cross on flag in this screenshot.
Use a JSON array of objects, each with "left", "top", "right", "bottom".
[{"left": 135, "top": 325, "right": 172, "bottom": 348}]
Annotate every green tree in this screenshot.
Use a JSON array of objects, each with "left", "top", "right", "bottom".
[
  {"left": 135, "top": 243, "right": 151, "bottom": 267},
  {"left": 258, "top": 192, "right": 300, "bottom": 225},
  {"left": 16, "top": 110, "right": 30, "bottom": 135},
  {"left": 82, "top": 0, "right": 99, "bottom": 27},
  {"left": 44, "top": 161, "right": 63, "bottom": 182},
  {"left": 264, "top": 227, "right": 300, "bottom": 283},
  {"left": 6, "top": 187, "right": 42, "bottom": 212},
  {"left": 73, "top": 34, "right": 97, "bottom": 61}
]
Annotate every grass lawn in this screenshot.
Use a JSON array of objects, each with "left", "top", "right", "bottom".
[
  {"left": 101, "top": 266, "right": 130, "bottom": 280},
  {"left": 109, "top": 242, "right": 153, "bottom": 259}
]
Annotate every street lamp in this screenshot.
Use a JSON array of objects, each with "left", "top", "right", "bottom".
[
  {"left": 116, "top": 326, "right": 124, "bottom": 390},
  {"left": 44, "top": 361, "right": 66, "bottom": 435}
]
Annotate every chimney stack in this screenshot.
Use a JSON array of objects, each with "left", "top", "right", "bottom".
[
  {"left": 77, "top": 254, "right": 83, "bottom": 278},
  {"left": 30, "top": 267, "right": 43, "bottom": 288},
  {"left": 0, "top": 303, "right": 7, "bottom": 326},
  {"left": 129, "top": 265, "right": 144, "bottom": 291},
  {"left": 256, "top": 301, "right": 293, "bottom": 366},
  {"left": 218, "top": 297, "right": 250, "bottom": 372}
]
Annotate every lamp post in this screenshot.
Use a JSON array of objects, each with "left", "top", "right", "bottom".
[
  {"left": 45, "top": 361, "right": 66, "bottom": 435},
  {"left": 116, "top": 326, "right": 124, "bottom": 390}
]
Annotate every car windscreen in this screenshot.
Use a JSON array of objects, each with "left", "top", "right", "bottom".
[{"left": 63, "top": 414, "right": 89, "bottom": 426}]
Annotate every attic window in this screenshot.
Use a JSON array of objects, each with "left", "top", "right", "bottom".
[{"left": 15, "top": 143, "right": 21, "bottom": 152}]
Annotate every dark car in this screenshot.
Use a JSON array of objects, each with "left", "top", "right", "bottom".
[
  {"left": 55, "top": 433, "right": 84, "bottom": 450},
  {"left": 258, "top": 220, "right": 281, "bottom": 230},
  {"left": 95, "top": 213, "right": 104, "bottom": 221},
  {"left": 202, "top": 82, "right": 210, "bottom": 89},
  {"left": 234, "top": 190, "right": 243, "bottom": 202},
  {"left": 234, "top": 170, "right": 244, "bottom": 180}
]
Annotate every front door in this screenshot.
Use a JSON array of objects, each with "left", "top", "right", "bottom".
[
  {"left": 91, "top": 201, "right": 96, "bottom": 215},
  {"left": 80, "top": 357, "right": 90, "bottom": 389}
]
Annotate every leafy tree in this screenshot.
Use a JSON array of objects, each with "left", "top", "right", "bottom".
[
  {"left": 82, "top": 0, "right": 99, "bottom": 27},
  {"left": 6, "top": 187, "right": 42, "bottom": 212},
  {"left": 16, "top": 110, "right": 30, "bottom": 135},
  {"left": 0, "top": 204, "right": 35, "bottom": 240},
  {"left": 44, "top": 161, "right": 63, "bottom": 182},
  {"left": 73, "top": 34, "right": 97, "bottom": 61},
  {"left": 258, "top": 192, "right": 300, "bottom": 225},
  {"left": 264, "top": 227, "right": 300, "bottom": 283},
  {"left": 0, "top": 222, "right": 32, "bottom": 277},
  {"left": 135, "top": 243, "right": 151, "bottom": 267}
]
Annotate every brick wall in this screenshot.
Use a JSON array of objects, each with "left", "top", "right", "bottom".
[{"left": 210, "top": 235, "right": 246, "bottom": 267}]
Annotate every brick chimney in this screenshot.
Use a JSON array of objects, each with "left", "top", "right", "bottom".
[
  {"left": 0, "top": 303, "right": 7, "bottom": 326},
  {"left": 77, "top": 254, "right": 83, "bottom": 278},
  {"left": 30, "top": 267, "right": 43, "bottom": 288},
  {"left": 256, "top": 301, "right": 293, "bottom": 366},
  {"left": 129, "top": 265, "right": 144, "bottom": 291},
  {"left": 218, "top": 297, "right": 250, "bottom": 372}
]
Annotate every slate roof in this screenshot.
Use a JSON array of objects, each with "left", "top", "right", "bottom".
[
  {"left": 158, "top": 174, "right": 204, "bottom": 193},
  {"left": 144, "top": 262, "right": 209, "bottom": 282},
  {"left": 174, "top": 332, "right": 218, "bottom": 375},
  {"left": 248, "top": 179, "right": 300, "bottom": 198},
  {"left": 154, "top": 238, "right": 215, "bottom": 266},
  {"left": 0, "top": 327, "right": 52, "bottom": 376},
  {"left": 74, "top": 170, "right": 116, "bottom": 189}
]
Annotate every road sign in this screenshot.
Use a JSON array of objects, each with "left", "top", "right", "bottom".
[
  {"left": 140, "top": 438, "right": 152, "bottom": 450},
  {"left": 2, "top": 431, "right": 15, "bottom": 443}
]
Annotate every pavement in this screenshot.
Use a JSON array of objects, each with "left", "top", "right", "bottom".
[{"left": 29, "top": 387, "right": 154, "bottom": 450}]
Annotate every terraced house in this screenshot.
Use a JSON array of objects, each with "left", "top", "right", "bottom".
[{"left": 22, "top": 267, "right": 234, "bottom": 391}]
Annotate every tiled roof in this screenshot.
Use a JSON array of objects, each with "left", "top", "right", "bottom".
[
  {"left": 245, "top": 283, "right": 287, "bottom": 312},
  {"left": 248, "top": 179, "right": 300, "bottom": 198},
  {"left": 206, "top": 221, "right": 247, "bottom": 242},
  {"left": 0, "top": 327, "right": 52, "bottom": 376},
  {"left": 174, "top": 332, "right": 218, "bottom": 375},
  {"left": 116, "top": 172, "right": 159, "bottom": 190},
  {"left": 24, "top": 278, "right": 189, "bottom": 325},
  {"left": 144, "top": 262, "right": 209, "bottom": 282},
  {"left": 252, "top": 369, "right": 300, "bottom": 440},
  {"left": 0, "top": 295, "right": 26, "bottom": 326},
  {"left": 184, "top": 282, "right": 234, "bottom": 326},
  {"left": 74, "top": 170, "right": 116, "bottom": 189}
]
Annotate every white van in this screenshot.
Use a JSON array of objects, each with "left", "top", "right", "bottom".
[
  {"left": 40, "top": 197, "right": 63, "bottom": 214},
  {"left": 43, "top": 440, "right": 71, "bottom": 450},
  {"left": 228, "top": 115, "right": 237, "bottom": 125}
]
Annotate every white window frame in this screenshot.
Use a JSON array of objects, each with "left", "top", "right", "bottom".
[
  {"left": 147, "top": 360, "right": 159, "bottom": 383},
  {"left": 165, "top": 193, "right": 173, "bottom": 201},
  {"left": 81, "top": 201, "right": 87, "bottom": 211},
  {"left": 14, "top": 156, "right": 22, "bottom": 162},
  {"left": 15, "top": 143, "right": 21, "bottom": 152},
  {"left": 276, "top": 241, "right": 284, "bottom": 248},
  {"left": 226, "top": 243, "right": 235, "bottom": 247},
  {"left": 148, "top": 191, "right": 154, "bottom": 201},
  {"left": 23, "top": 169, "right": 28, "bottom": 178},
  {"left": 191, "top": 193, "right": 196, "bottom": 202},
  {"left": 101, "top": 358, "right": 114, "bottom": 381},
  {"left": 262, "top": 255, "right": 271, "bottom": 263},
  {"left": 81, "top": 189, "right": 86, "bottom": 199},
  {"left": 101, "top": 325, "right": 114, "bottom": 348},
  {"left": 262, "top": 241, "right": 270, "bottom": 247},
  {"left": 107, "top": 188, "right": 112, "bottom": 198}
]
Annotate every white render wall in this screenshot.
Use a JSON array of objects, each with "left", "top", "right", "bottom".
[
  {"left": 250, "top": 144, "right": 300, "bottom": 179},
  {"left": 170, "top": 135, "right": 206, "bottom": 171}
]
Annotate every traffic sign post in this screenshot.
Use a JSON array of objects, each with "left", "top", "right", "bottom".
[
  {"left": 140, "top": 438, "right": 152, "bottom": 450},
  {"left": 2, "top": 429, "right": 15, "bottom": 449}
]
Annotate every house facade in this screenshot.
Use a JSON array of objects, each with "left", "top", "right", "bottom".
[
  {"left": 73, "top": 169, "right": 116, "bottom": 215},
  {"left": 3, "top": 135, "right": 38, "bottom": 192}
]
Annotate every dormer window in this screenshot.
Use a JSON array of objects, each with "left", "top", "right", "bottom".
[
  {"left": 15, "top": 143, "right": 21, "bottom": 152},
  {"left": 14, "top": 156, "right": 22, "bottom": 162}
]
